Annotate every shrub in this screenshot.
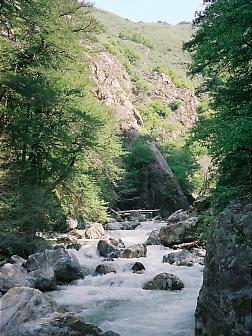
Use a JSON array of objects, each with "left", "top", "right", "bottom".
[
  {"left": 119, "top": 29, "right": 154, "bottom": 49},
  {"left": 123, "top": 48, "right": 141, "bottom": 65}
]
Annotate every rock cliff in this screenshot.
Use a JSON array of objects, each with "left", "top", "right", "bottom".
[{"left": 195, "top": 202, "right": 252, "bottom": 336}]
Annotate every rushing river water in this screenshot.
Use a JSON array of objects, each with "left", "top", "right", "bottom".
[{"left": 50, "top": 220, "right": 203, "bottom": 336}]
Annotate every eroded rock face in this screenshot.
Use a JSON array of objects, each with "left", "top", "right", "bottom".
[
  {"left": 143, "top": 273, "right": 184, "bottom": 291},
  {"left": 26, "top": 248, "right": 83, "bottom": 284},
  {"left": 97, "top": 237, "right": 125, "bottom": 259},
  {"left": 159, "top": 210, "right": 199, "bottom": 247},
  {"left": 195, "top": 202, "right": 252, "bottom": 336},
  {"left": 121, "top": 244, "right": 147, "bottom": 259},
  {"left": 0, "top": 264, "right": 35, "bottom": 294}
]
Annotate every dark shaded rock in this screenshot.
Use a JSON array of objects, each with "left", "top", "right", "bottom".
[
  {"left": 121, "top": 244, "right": 147, "bottom": 259},
  {"left": 131, "top": 262, "right": 145, "bottom": 273},
  {"left": 26, "top": 248, "right": 83, "bottom": 284},
  {"left": 0, "top": 264, "right": 35, "bottom": 294},
  {"left": 66, "top": 243, "right": 82, "bottom": 251},
  {"left": 29, "top": 267, "right": 57, "bottom": 291},
  {"left": 145, "top": 229, "right": 161, "bottom": 245},
  {"left": 195, "top": 202, "right": 252, "bottom": 336},
  {"left": 97, "top": 237, "right": 125, "bottom": 258},
  {"left": 95, "top": 264, "right": 116, "bottom": 275},
  {"left": 159, "top": 210, "right": 199, "bottom": 247},
  {"left": 143, "top": 272, "right": 184, "bottom": 290},
  {"left": 193, "top": 196, "right": 210, "bottom": 212},
  {"left": 102, "top": 331, "right": 121, "bottom": 336}
]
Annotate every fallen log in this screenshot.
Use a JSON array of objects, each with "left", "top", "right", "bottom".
[{"left": 172, "top": 240, "right": 206, "bottom": 250}]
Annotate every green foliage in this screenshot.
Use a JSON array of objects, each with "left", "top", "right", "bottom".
[
  {"left": 163, "top": 141, "right": 201, "bottom": 195},
  {"left": 0, "top": 0, "right": 124, "bottom": 233},
  {"left": 123, "top": 48, "right": 141, "bottom": 65},
  {"left": 185, "top": 0, "right": 252, "bottom": 208},
  {"left": 168, "top": 99, "right": 182, "bottom": 111},
  {"left": 119, "top": 29, "right": 154, "bottom": 49},
  {"left": 153, "top": 65, "right": 194, "bottom": 90},
  {"left": 118, "top": 139, "right": 155, "bottom": 200},
  {"left": 131, "top": 75, "right": 150, "bottom": 94}
]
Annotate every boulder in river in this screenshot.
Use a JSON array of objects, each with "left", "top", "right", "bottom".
[
  {"left": 159, "top": 210, "right": 199, "bottom": 247},
  {"left": 143, "top": 272, "right": 184, "bottom": 291},
  {"left": 163, "top": 248, "right": 205, "bottom": 267},
  {"left": 95, "top": 264, "right": 116, "bottom": 275},
  {"left": 97, "top": 237, "right": 125, "bottom": 258},
  {"left": 145, "top": 229, "right": 161, "bottom": 245},
  {"left": 121, "top": 244, "right": 147, "bottom": 259},
  {"left": 0, "top": 263, "right": 35, "bottom": 294},
  {"left": 0, "top": 287, "right": 119, "bottom": 336},
  {"left": 29, "top": 267, "right": 57, "bottom": 291},
  {"left": 85, "top": 223, "right": 106, "bottom": 239},
  {"left": 26, "top": 248, "right": 83, "bottom": 284},
  {"left": 131, "top": 262, "right": 145, "bottom": 273},
  {"left": 195, "top": 202, "right": 252, "bottom": 336}
]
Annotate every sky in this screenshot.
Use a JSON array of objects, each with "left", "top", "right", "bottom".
[{"left": 94, "top": 0, "right": 203, "bottom": 25}]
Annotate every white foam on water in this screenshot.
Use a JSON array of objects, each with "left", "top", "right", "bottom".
[{"left": 50, "top": 221, "right": 203, "bottom": 336}]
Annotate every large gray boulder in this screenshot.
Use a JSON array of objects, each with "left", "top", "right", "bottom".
[
  {"left": 159, "top": 210, "right": 199, "bottom": 247},
  {"left": 26, "top": 248, "right": 83, "bottom": 284},
  {"left": 0, "top": 287, "right": 119, "bottom": 336},
  {"left": 97, "top": 237, "right": 125, "bottom": 258},
  {"left": 163, "top": 248, "right": 205, "bottom": 267},
  {"left": 29, "top": 267, "right": 57, "bottom": 291},
  {"left": 121, "top": 244, "right": 147, "bottom": 259},
  {"left": 143, "top": 273, "right": 184, "bottom": 291},
  {"left": 0, "top": 264, "right": 35, "bottom": 294},
  {"left": 0, "top": 287, "right": 59, "bottom": 333},
  {"left": 145, "top": 229, "right": 161, "bottom": 245},
  {"left": 195, "top": 202, "right": 252, "bottom": 336}
]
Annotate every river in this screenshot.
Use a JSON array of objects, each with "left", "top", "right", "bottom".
[{"left": 50, "top": 220, "right": 203, "bottom": 336}]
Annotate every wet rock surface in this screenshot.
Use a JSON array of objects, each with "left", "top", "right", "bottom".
[
  {"left": 95, "top": 264, "right": 116, "bottom": 275},
  {"left": 145, "top": 229, "right": 161, "bottom": 245},
  {"left": 195, "top": 202, "right": 252, "bottom": 336},
  {"left": 143, "top": 272, "right": 184, "bottom": 291},
  {"left": 121, "top": 244, "right": 147, "bottom": 259},
  {"left": 159, "top": 210, "right": 199, "bottom": 247},
  {"left": 97, "top": 237, "right": 125, "bottom": 258}
]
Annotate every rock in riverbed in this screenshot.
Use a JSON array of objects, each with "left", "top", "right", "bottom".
[
  {"left": 121, "top": 244, "right": 147, "bottom": 258},
  {"left": 0, "top": 263, "right": 35, "bottom": 294},
  {"left": 143, "top": 273, "right": 184, "bottom": 291},
  {"left": 163, "top": 248, "right": 205, "bottom": 266},
  {"left": 97, "top": 237, "right": 125, "bottom": 258},
  {"left": 0, "top": 287, "right": 120, "bottom": 336}
]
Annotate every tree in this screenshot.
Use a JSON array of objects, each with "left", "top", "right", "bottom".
[
  {"left": 0, "top": 0, "right": 123, "bottom": 232},
  {"left": 184, "top": 0, "right": 252, "bottom": 207}
]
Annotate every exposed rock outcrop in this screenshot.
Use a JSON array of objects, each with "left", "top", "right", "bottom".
[{"left": 195, "top": 202, "right": 252, "bottom": 336}]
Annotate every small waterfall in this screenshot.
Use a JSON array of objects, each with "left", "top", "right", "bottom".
[{"left": 50, "top": 221, "right": 203, "bottom": 336}]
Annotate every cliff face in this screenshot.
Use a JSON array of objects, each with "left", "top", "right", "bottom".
[
  {"left": 195, "top": 202, "right": 252, "bottom": 336},
  {"left": 89, "top": 49, "right": 197, "bottom": 213}
]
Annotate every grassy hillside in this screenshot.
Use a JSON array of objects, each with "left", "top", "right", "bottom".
[{"left": 93, "top": 8, "right": 193, "bottom": 80}]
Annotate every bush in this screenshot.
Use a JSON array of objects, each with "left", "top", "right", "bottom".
[
  {"left": 123, "top": 48, "right": 141, "bottom": 65},
  {"left": 119, "top": 29, "right": 154, "bottom": 49},
  {"left": 168, "top": 99, "right": 181, "bottom": 111}
]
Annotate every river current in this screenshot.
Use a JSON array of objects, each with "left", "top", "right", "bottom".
[{"left": 50, "top": 220, "right": 203, "bottom": 336}]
